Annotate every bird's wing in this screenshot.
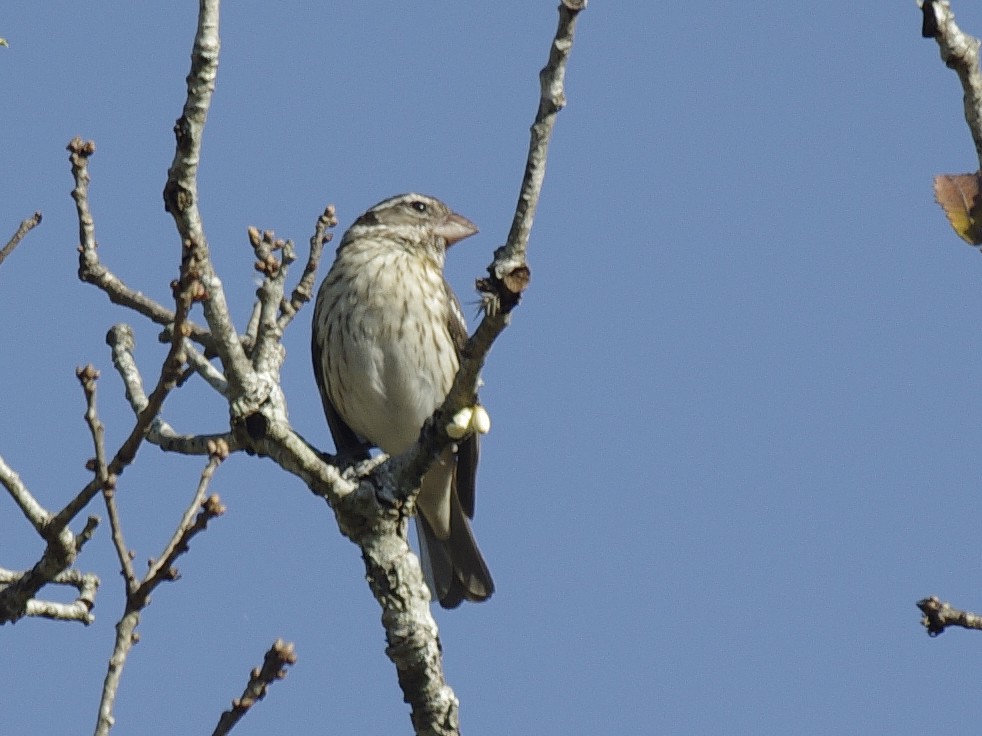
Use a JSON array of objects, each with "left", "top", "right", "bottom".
[
  {"left": 444, "top": 281, "right": 479, "bottom": 518},
  {"left": 311, "top": 324, "right": 372, "bottom": 461},
  {"left": 456, "top": 432, "right": 479, "bottom": 519}
]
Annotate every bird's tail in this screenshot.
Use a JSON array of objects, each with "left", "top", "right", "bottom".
[{"left": 416, "top": 495, "right": 494, "bottom": 608}]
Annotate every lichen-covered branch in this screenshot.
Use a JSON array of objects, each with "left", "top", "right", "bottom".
[
  {"left": 0, "top": 367, "right": 107, "bottom": 623},
  {"left": 0, "top": 451, "right": 50, "bottom": 534},
  {"left": 104, "top": 324, "right": 237, "bottom": 453},
  {"left": 161, "top": 0, "right": 252, "bottom": 394},
  {"left": 918, "top": 595, "right": 982, "bottom": 635},
  {"left": 918, "top": 2, "right": 982, "bottom": 631},
  {"left": 0, "top": 567, "right": 99, "bottom": 624},
  {"left": 0, "top": 447, "right": 100, "bottom": 624},
  {"left": 0, "top": 519, "right": 98, "bottom": 624},
  {"left": 922, "top": 0, "right": 982, "bottom": 169}
]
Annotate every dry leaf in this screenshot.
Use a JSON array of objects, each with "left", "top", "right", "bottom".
[{"left": 934, "top": 172, "right": 982, "bottom": 245}]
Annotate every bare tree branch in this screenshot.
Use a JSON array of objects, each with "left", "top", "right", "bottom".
[
  {"left": 387, "top": 0, "right": 585, "bottom": 515},
  {"left": 145, "top": 459, "right": 226, "bottom": 587},
  {"left": 0, "top": 520, "right": 97, "bottom": 624},
  {"left": 921, "top": 0, "right": 982, "bottom": 169},
  {"left": 53, "top": 141, "right": 208, "bottom": 532},
  {"left": 212, "top": 639, "right": 297, "bottom": 736},
  {"left": 54, "top": 0, "right": 584, "bottom": 731},
  {"left": 278, "top": 204, "right": 338, "bottom": 329},
  {"left": 105, "top": 324, "right": 150, "bottom": 412},
  {"left": 0, "top": 441, "right": 100, "bottom": 624},
  {"left": 162, "top": 0, "right": 252, "bottom": 395},
  {"left": 248, "top": 226, "right": 291, "bottom": 375},
  {"left": 0, "top": 211, "right": 42, "bottom": 268},
  {"left": 506, "top": 0, "right": 586, "bottom": 265},
  {"left": 383, "top": 0, "right": 585, "bottom": 522},
  {"left": 78, "top": 33, "right": 239, "bottom": 719},
  {"left": 182, "top": 338, "right": 231, "bottom": 394},
  {"left": 104, "top": 324, "right": 238, "bottom": 454},
  {"left": 918, "top": 1, "right": 982, "bottom": 631},
  {"left": 104, "top": 480, "right": 138, "bottom": 591},
  {"left": 0, "top": 567, "right": 99, "bottom": 624},
  {"left": 0, "top": 367, "right": 109, "bottom": 624},
  {"left": 68, "top": 138, "right": 216, "bottom": 350},
  {"left": 0, "top": 451, "right": 51, "bottom": 534},
  {"left": 77, "top": 363, "right": 141, "bottom": 592},
  {"left": 94, "top": 463, "right": 226, "bottom": 736},
  {"left": 918, "top": 595, "right": 982, "bottom": 635},
  {"left": 79, "top": 365, "right": 109, "bottom": 482}
]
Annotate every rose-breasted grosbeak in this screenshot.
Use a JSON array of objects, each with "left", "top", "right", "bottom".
[{"left": 311, "top": 193, "right": 494, "bottom": 608}]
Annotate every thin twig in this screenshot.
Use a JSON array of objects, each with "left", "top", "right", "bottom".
[
  {"left": 103, "top": 481, "right": 138, "bottom": 590},
  {"left": 105, "top": 324, "right": 236, "bottom": 453},
  {"left": 77, "top": 363, "right": 141, "bottom": 592},
  {"left": 0, "top": 452, "right": 50, "bottom": 533},
  {"left": 145, "top": 455, "right": 226, "bottom": 585},
  {"left": 50, "top": 289, "right": 192, "bottom": 531},
  {"left": 54, "top": 141, "right": 210, "bottom": 533},
  {"left": 504, "top": 0, "right": 586, "bottom": 265},
  {"left": 248, "top": 226, "right": 290, "bottom": 374},
  {"left": 78, "top": 364, "right": 108, "bottom": 482},
  {"left": 0, "top": 211, "right": 42, "bottom": 268},
  {"left": 94, "top": 459, "right": 226, "bottom": 736},
  {"left": 68, "top": 138, "right": 216, "bottom": 350},
  {"left": 212, "top": 639, "right": 298, "bottom": 736},
  {"left": 278, "top": 204, "right": 337, "bottom": 330}
]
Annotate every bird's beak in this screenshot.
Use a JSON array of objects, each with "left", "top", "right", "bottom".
[{"left": 434, "top": 212, "right": 478, "bottom": 247}]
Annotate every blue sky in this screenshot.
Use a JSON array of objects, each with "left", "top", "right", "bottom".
[{"left": 4, "top": 1, "right": 982, "bottom": 734}]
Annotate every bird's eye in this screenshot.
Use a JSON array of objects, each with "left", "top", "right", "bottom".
[{"left": 410, "top": 200, "right": 427, "bottom": 213}]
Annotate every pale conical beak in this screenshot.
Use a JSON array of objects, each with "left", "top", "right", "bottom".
[{"left": 434, "top": 212, "right": 478, "bottom": 247}]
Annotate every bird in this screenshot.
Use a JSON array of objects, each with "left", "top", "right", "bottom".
[{"left": 311, "top": 193, "right": 494, "bottom": 608}]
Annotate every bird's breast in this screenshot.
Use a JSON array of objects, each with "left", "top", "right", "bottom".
[{"left": 323, "top": 247, "right": 460, "bottom": 454}]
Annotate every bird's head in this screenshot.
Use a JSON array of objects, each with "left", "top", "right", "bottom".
[{"left": 348, "top": 193, "right": 478, "bottom": 260}]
